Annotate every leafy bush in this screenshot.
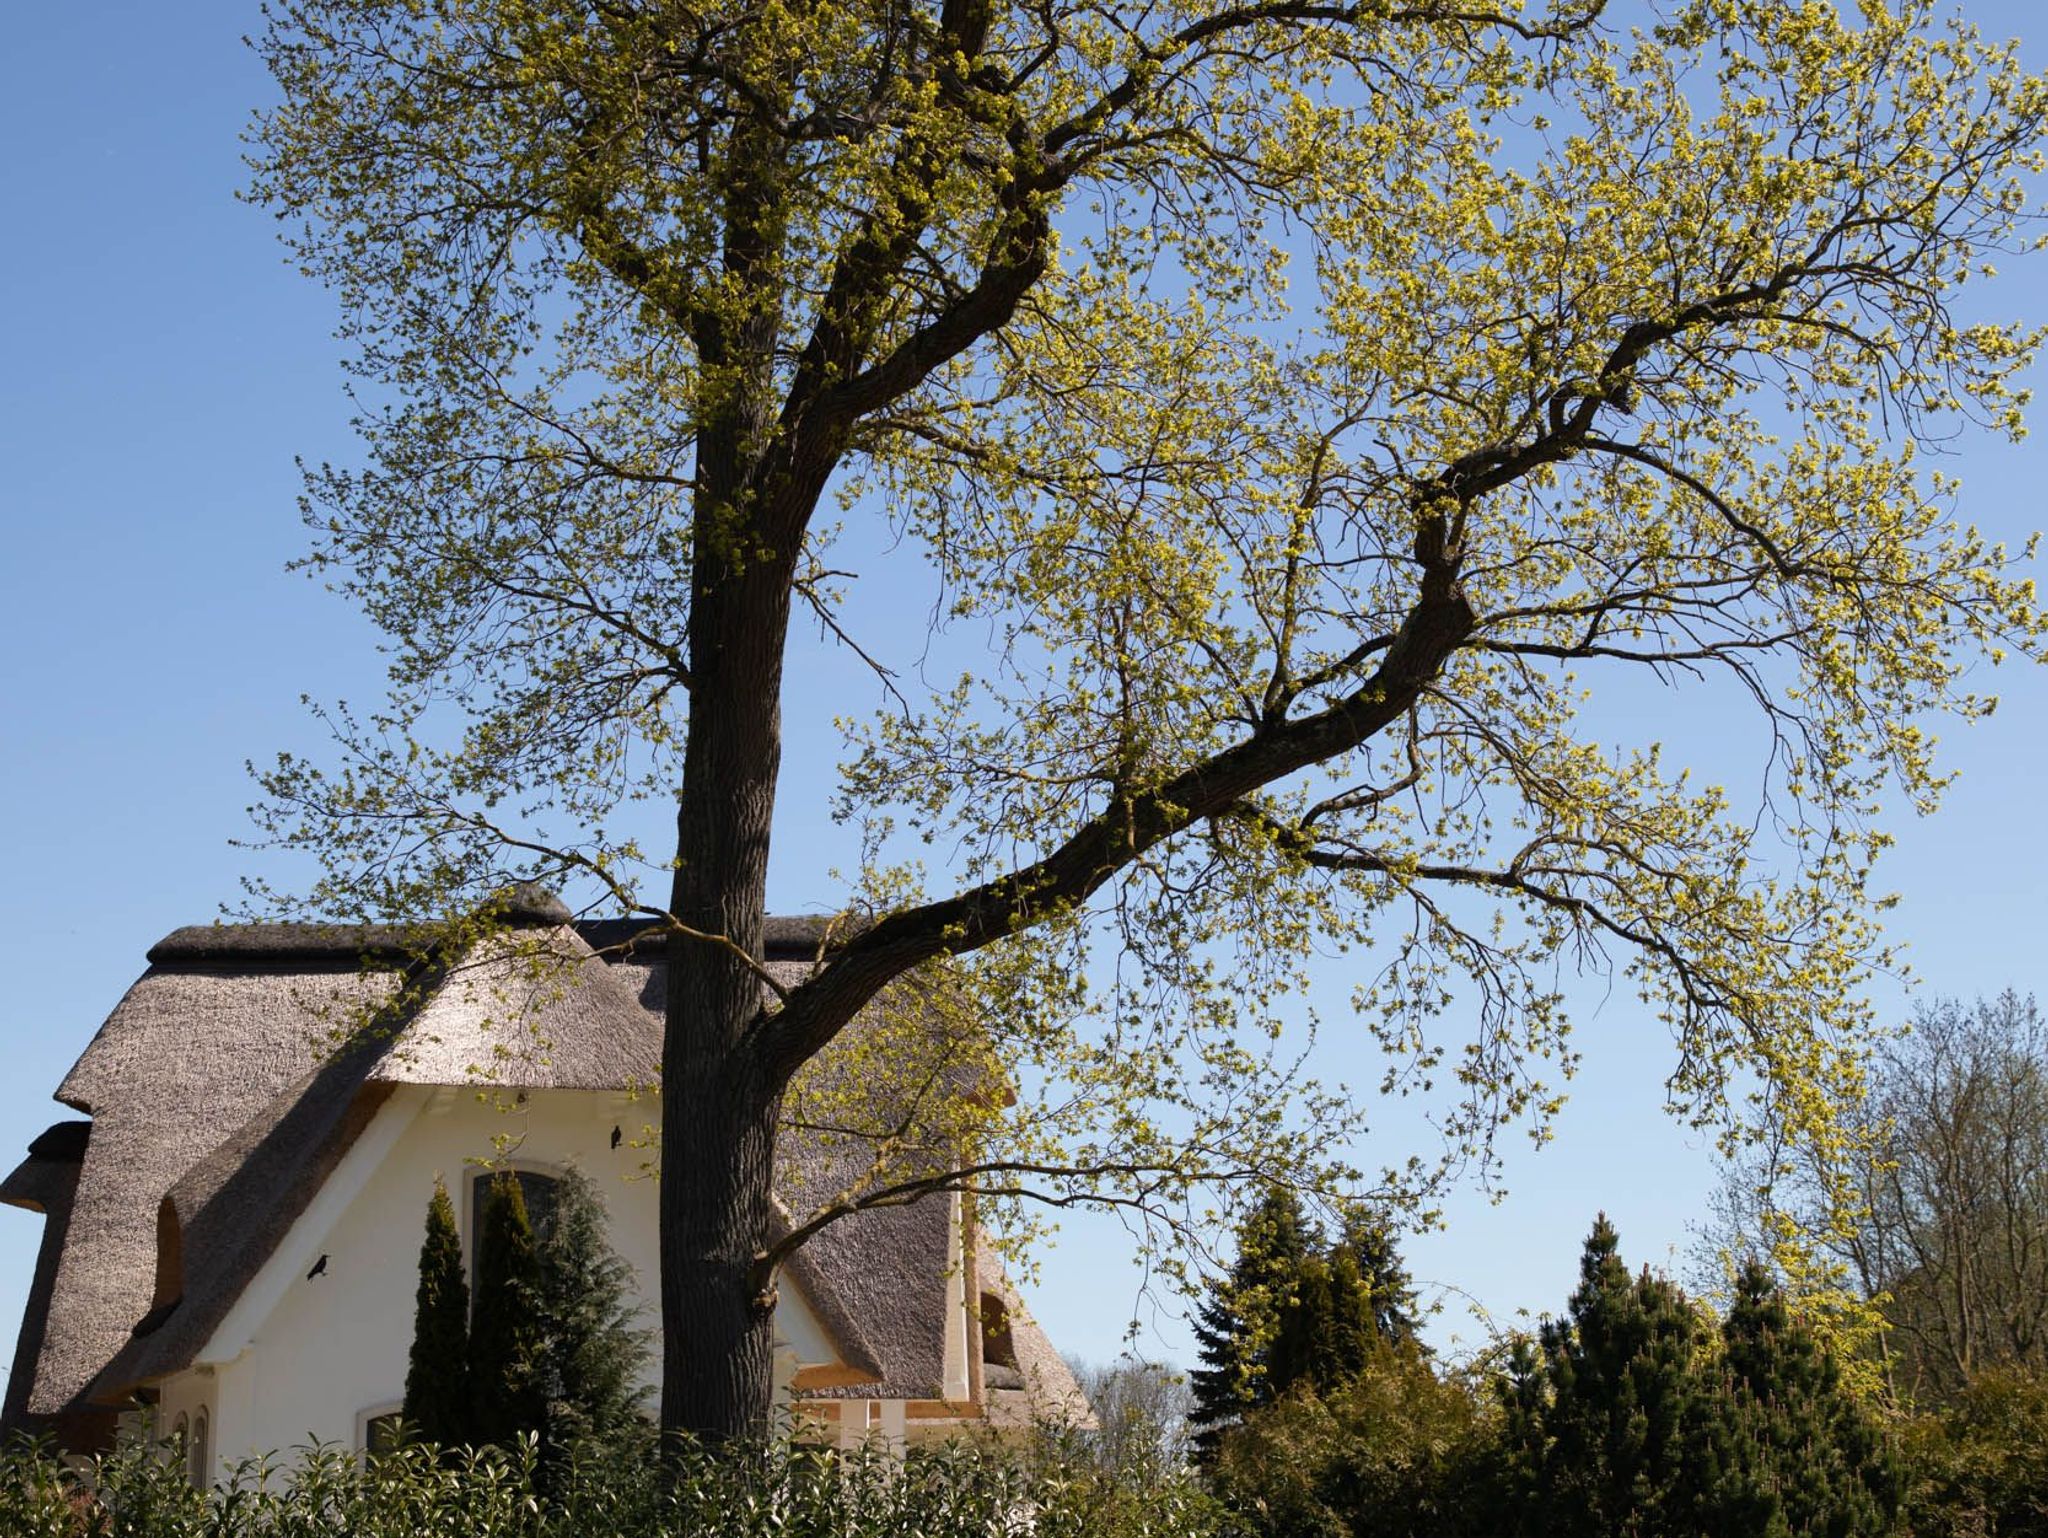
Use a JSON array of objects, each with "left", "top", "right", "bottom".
[
  {"left": 0, "top": 1429, "right": 1241, "bottom": 1538},
  {"left": 1208, "top": 1339, "right": 1500, "bottom": 1538},
  {"left": 1900, "top": 1368, "right": 2048, "bottom": 1538}
]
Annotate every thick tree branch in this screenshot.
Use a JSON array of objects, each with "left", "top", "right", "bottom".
[{"left": 760, "top": 552, "right": 1476, "bottom": 1079}]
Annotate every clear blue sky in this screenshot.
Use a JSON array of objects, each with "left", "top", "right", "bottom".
[{"left": 4, "top": 1, "right": 2047, "bottom": 1395}]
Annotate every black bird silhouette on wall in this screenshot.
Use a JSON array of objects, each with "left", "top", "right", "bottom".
[
  {"left": 306, "top": 1254, "right": 329, "bottom": 1281},
  {"left": 611, "top": 1125, "right": 623, "bottom": 1150}
]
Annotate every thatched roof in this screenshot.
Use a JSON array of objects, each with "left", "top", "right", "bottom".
[
  {"left": 16, "top": 961, "right": 401, "bottom": 1429},
  {"left": 2, "top": 1121, "right": 90, "bottom": 1435},
  {"left": 977, "top": 1265, "right": 1093, "bottom": 1431},
  {"left": 1, "top": 914, "right": 977, "bottom": 1436}
]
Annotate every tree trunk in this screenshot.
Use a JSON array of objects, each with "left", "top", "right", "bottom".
[{"left": 660, "top": 541, "right": 795, "bottom": 1441}]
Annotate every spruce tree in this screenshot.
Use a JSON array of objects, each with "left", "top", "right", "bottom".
[
  {"left": 531, "top": 1166, "right": 650, "bottom": 1470},
  {"left": 401, "top": 1177, "right": 471, "bottom": 1449},
  {"left": 1189, "top": 1188, "right": 1314, "bottom": 1457},
  {"left": 1321, "top": 1246, "right": 1379, "bottom": 1388},
  {"left": 1338, "top": 1211, "right": 1423, "bottom": 1348},
  {"left": 469, "top": 1172, "right": 546, "bottom": 1449},
  {"left": 1268, "top": 1252, "right": 1339, "bottom": 1396}
]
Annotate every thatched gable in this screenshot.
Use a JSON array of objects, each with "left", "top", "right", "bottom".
[
  {"left": 2, "top": 1121, "right": 91, "bottom": 1437},
  {"left": 19, "top": 961, "right": 400, "bottom": 1434},
  {"left": 1, "top": 915, "right": 980, "bottom": 1442}
]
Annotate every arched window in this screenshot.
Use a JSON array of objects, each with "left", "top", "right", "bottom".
[
  {"left": 360, "top": 1404, "right": 405, "bottom": 1462},
  {"left": 979, "top": 1292, "right": 1019, "bottom": 1372},
  {"left": 187, "top": 1408, "right": 210, "bottom": 1489},
  {"left": 469, "top": 1168, "right": 560, "bottom": 1282}
]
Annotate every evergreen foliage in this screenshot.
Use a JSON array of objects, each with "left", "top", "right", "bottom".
[
  {"left": 468, "top": 1173, "right": 547, "bottom": 1449},
  {"left": 1500, "top": 1221, "right": 1897, "bottom": 1538},
  {"left": 1704, "top": 1261, "right": 1897, "bottom": 1538},
  {"left": 1191, "top": 1193, "right": 1425, "bottom": 1462},
  {"left": 531, "top": 1166, "right": 650, "bottom": 1468},
  {"left": 1502, "top": 1216, "right": 1711, "bottom": 1536},
  {"left": 1189, "top": 1190, "right": 1315, "bottom": 1456},
  {"left": 400, "top": 1177, "right": 471, "bottom": 1448},
  {"left": 400, "top": 1167, "right": 648, "bottom": 1462},
  {"left": 1336, "top": 1215, "right": 1422, "bottom": 1350}
]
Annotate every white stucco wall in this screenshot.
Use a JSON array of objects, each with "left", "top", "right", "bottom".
[{"left": 170, "top": 1084, "right": 840, "bottom": 1474}]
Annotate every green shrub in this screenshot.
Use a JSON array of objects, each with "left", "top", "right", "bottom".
[
  {"left": 1209, "top": 1339, "right": 1500, "bottom": 1538},
  {"left": 401, "top": 1175, "right": 470, "bottom": 1449},
  {"left": 1900, "top": 1367, "right": 2048, "bottom": 1538},
  {"left": 469, "top": 1172, "right": 547, "bottom": 1451},
  {"left": 0, "top": 1428, "right": 1241, "bottom": 1538}
]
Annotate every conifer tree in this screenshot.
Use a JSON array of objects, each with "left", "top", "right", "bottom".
[
  {"left": 1320, "top": 1247, "right": 1379, "bottom": 1388},
  {"left": 1504, "top": 1217, "right": 1716, "bottom": 1537},
  {"left": 469, "top": 1173, "right": 546, "bottom": 1449},
  {"left": 1339, "top": 1212, "right": 1423, "bottom": 1349},
  {"left": 1704, "top": 1262, "right": 1897, "bottom": 1538},
  {"left": 401, "top": 1177, "right": 470, "bottom": 1449},
  {"left": 1189, "top": 1189, "right": 1314, "bottom": 1457},
  {"left": 532, "top": 1166, "right": 649, "bottom": 1469},
  {"left": 1268, "top": 1252, "right": 1339, "bottom": 1396}
]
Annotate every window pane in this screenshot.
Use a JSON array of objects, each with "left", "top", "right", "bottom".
[
  {"left": 188, "top": 1409, "right": 209, "bottom": 1489},
  {"left": 363, "top": 1411, "right": 404, "bottom": 1460}
]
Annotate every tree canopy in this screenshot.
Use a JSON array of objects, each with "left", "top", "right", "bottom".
[{"left": 244, "top": 0, "right": 2048, "bottom": 1437}]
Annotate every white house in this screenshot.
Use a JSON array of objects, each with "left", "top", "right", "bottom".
[{"left": 0, "top": 899, "right": 1084, "bottom": 1482}]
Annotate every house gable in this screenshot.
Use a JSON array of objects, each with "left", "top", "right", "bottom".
[{"left": 1, "top": 913, "right": 1083, "bottom": 1457}]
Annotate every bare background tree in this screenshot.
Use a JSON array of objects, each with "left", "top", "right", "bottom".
[
  {"left": 1700, "top": 992, "right": 2048, "bottom": 1404},
  {"left": 1063, "top": 1358, "right": 1198, "bottom": 1472}
]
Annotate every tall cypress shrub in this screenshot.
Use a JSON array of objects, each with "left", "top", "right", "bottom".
[
  {"left": 401, "top": 1177, "right": 470, "bottom": 1448},
  {"left": 469, "top": 1172, "right": 546, "bottom": 1449}
]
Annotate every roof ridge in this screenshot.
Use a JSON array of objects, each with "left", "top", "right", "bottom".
[{"left": 147, "top": 913, "right": 857, "bottom": 965}]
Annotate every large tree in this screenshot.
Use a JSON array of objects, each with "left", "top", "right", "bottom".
[{"left": 245, "top": 0, "right": 2048, "bottom": 1441}]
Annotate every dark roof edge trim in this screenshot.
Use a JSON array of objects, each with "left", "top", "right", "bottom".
[{"left": 148, "top": 914, "right": 859, "bottom": 965}]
